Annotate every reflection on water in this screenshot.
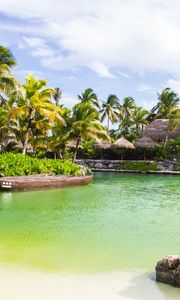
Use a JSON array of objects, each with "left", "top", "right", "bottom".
[
  {"left": 0, "top": 173, "right": 179, "bottom": 274},
  {"left": 1, "top": 192, "right": 13, "bottom": 208}
]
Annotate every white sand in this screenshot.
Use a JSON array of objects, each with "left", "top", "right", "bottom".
[{"left": 0, "top": 266, "right": 179, "bottom": 300}]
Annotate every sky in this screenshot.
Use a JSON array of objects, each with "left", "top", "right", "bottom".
[{"left": 1, "top": 0, "right": 180, "bottom": 109}]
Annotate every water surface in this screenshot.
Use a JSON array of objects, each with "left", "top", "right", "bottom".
[{"left": 0, "top": 173, "right": 179, "bottom": 273}]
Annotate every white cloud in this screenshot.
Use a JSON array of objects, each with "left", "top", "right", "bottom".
[
  {"left": 117, "top": 71, "right": 131, "bottom": 79},
  {"left": 1, "top": 0, "right": 180, "bottom": 78},
  {"left": 137, "top": 84, "right": 154, "bottom": 93},
  {"left": 166, "top": 78, "right": 180, "bottom": 95},
  {"left": 90, "top": 62, "right": 114, "bottom": 78},
  {"left": 18, "top": 36, "right": 54, "bottom": 58},
  {"left": 19, "top": 37, "right": 46, "bottom": 48}
]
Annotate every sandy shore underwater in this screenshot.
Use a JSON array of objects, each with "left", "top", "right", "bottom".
[{"left": 0, "top": 266, "right": 180, "bottom": 300}]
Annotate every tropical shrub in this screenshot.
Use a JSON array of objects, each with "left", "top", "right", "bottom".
[
  {"left": 0, "top": 153, "right": 89, "bottom": 176},
  {"left": 173, "top": 161, "right": 180, "bottom": 171},
  {"left": 119, "top": 161, "right": 157, "bottom": 171}
]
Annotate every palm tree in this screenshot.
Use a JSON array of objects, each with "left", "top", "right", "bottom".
[
  {"left": 163, "top": 108, "right": 180, "bottom": 153},
  {"left": 0, "top": 45, "right": 16, "bottom": 72},
  {"left": 100, "top": 94, "right": 120, "bottom": 130},
  {"left": 72, "top": 102, "right": 108, "bottom": 161},
  {"left": 120, "top": 97, "right": 136, "bottom": 121},
  {"left": 151, "top": 88, "right": 180, "bottom": 118},
  {"left": 49, "top": 107, "right": 72, "bottom": 159},
  {"left": 131, "top": 107, "right": 149, "bottom": 135},
  {"left": 10, "top": 74, "right": 65, "bottom": 154},
  {"left": 53, "top": 87, "right": 62, "bottom": 106},
  {"left": 0, "top": 45, "right": 18, "bottom": 95},
  {"left": 78, "top": 88, "right": 99, "bottom": 109}
]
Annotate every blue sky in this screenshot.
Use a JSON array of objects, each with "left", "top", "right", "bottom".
[{"left": 1, "top": 0, "right": 180, "bottom": 109}]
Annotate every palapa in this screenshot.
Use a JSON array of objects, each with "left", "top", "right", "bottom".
[
  {"left": 111, "top": 137, "right": 135, "bottom": 149},
  {"left": 93, "top": 140, "right": 111, "bottom": 150},
  {"left": 135, "top": 136, "right": 157, "bottom": 149},
  {"left": 141, "top": 119, "right": 180, "bottom": 141},
  {"left": 67, "top": 141, "right": 83, "bottom": 149}
]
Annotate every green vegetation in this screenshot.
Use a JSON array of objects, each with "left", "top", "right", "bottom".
[
  {"left": 173, "top": 161, "right": 180, "bottom": 171},
  {"left": 0, "top": 153, "right": 85, "bottom": 176},
  {"left": 0, "top": 45, "right": 179, "bottom": 162},
  {"left": 119, "top": 161, "right": 157, "bottom": 171}
]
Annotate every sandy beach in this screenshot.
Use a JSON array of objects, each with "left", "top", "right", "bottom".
[{"left": 0, "top": 266, "right": 179, "bottom": 300}]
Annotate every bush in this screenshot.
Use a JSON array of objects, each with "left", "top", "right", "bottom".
[
  {"left": 0, "top": 153, "right": 88, "bottom": 177},
  {"left": 119, "top": 161, "right": 157, "bottom": 171},
  {"left": 173, "top": 161, "right": 180, "bottom": 171}
]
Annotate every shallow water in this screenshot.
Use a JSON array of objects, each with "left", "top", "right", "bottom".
[{"left": 0, "top": 173, "right": 179, "bottom": 273}]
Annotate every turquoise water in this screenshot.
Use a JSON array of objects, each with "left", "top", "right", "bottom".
[{"left": 0, "top": 173, "right": 179, "bottom": 273}]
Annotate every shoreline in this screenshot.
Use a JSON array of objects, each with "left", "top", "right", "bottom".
[
  {"left": 92, "top": 169, "right": 180, "bottom": 175},
  {"left": 0, "top": 265, "right": 179, "bottom": 300}
]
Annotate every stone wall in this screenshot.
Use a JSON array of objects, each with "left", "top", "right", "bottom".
[
  {"left": 76, "top": 159, "right": 155, "bottom": 171},
  {"left": 76, "top": 159, "right": 176, "bottom": 172}
]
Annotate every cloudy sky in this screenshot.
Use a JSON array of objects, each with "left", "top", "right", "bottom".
[{"left": 1, "top": 0, "right": 180, "bottom": 109}]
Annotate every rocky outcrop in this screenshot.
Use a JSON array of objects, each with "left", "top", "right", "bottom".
[{"left": 156, "top": 255, "right": 180, "bottom": 287}]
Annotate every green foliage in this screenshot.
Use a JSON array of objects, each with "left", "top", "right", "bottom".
[
  {"left": 0, "top": 153, "right": 86, "bottom": 176},
  {"left": 80, "top": 140, "right": 96, "bottom": 158},
  {"left": 173, "top": 161, "right": 180, "bottom": 171},
  {"left": 119, "top": 161, "right": 157, "bottom": 171}
]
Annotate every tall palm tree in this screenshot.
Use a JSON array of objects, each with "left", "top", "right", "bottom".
[
  {"left": 151, "top": 88, "right": 180, "bottom": 118},
  {"left": 120, "top": 97, "right": 136, "bottom": 121},
  {"left": 78, "top": 88, "right": 99, "bottom": 109},
  {"left": 131, "top": 107, "right": 149, "bottom": 135},
  {"left": 100, "top": 94, "right": 120, "bottom": 130},
  {"left": 0, "top": 45, "right": 18, "bottom": 95},
  {"left": 53, "top": 87, "right": 62, "bottom": 106},
  {"left": 10, "top": 74, "right": 65, "bottom": 154},
  {"left": 72, "top": 102, "right": 108, "bottom": 161}
]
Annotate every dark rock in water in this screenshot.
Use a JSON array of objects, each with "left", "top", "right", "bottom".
[{"left": 156, "top": 255, "right": 180, "bottom": 287}]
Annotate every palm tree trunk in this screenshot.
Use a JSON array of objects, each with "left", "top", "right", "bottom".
[
  {"left": 107, "top": 116, "right": 110, "bottom": 131},
  {"left": 136, "top": 124, "right": 139, "bottom": 135},
  {"left": 163, "top": 131, "right": 169, "bottom": 155},
  {"left": 23, "top": 127, "right": 30, "bottom": 155},
  {"left": 22, "top": 113, "right": 32, "bottom": 155},
  {"left": 73, "top": 137, "right": 81, "bottom": 162}
]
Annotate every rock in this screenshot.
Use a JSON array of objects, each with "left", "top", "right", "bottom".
[
  {"left": 108, "top": 164, "right": 115, "bottom": 169},
  {"left": 156, "top": 255, "right": 180, "bottom": 287},
  {"left": 94, "top": 163, "right": 103, "bottom": 169}
]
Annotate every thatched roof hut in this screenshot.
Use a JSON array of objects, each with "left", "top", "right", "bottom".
[
  {"left": 67, "top": 141, "right": 83, "bottom": 149},
  {"left": 141, "top": 119, "right": 180, "bottom": 141},
  {"left": 111, "top": 137, "right": 135, "bottom": 149},
  {"left": 135, "top": 136, "right": 157, "bottom": 149},
  {"left": 93, "top": 140, "right": 111, "bottom": 150},
  {"left": 12, "top": 141, "right": 34, "bottom": 153}
]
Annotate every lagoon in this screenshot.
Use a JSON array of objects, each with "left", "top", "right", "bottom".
[{"left": 0, "top": 173, "right": 180, "bottom": 299}]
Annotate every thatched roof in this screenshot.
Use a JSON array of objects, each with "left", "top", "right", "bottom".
[
  {"left": 141, "top": 119, "right": 180, "bottom": 141},
  {"left": 111, "top": 137, "right": 135, "bottom": 149},
  {"left": 67, "top": 141, "right": 83, "bottom": 149},
  {"left": 93, "top": 140, "right": 111, "bottom": 149},
  {"left": 135, "top": 136, "right": 157, "bottom": 149},
  {"left": 12, "top": 141, "right": 34, "bottom": 153}
]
